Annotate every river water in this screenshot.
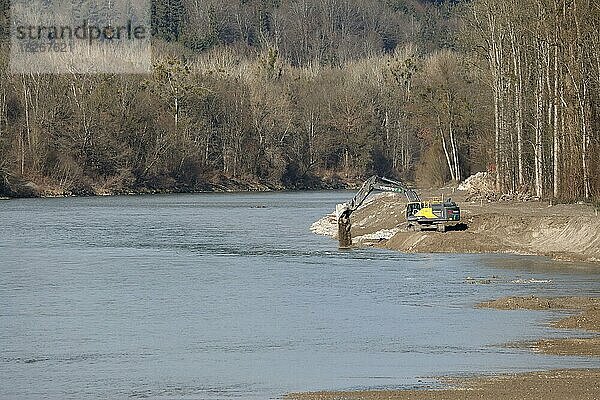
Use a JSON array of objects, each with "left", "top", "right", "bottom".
[{"left": 1, "top": 192, "right": 599, "bottom": 399}]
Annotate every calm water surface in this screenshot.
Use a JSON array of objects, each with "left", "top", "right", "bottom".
[{"left": 1, "top": 192, "right": 599, "bottom": 399}]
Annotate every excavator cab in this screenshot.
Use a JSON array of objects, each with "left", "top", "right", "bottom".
[
  {"left": 406, "top": 198, "right": 461, "bottom": 232},
  {"left": 406, "top": 202, "right": 423, "bottom": 218}
]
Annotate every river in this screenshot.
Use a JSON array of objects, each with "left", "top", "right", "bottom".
[{"left": 1, "top": 192, "right": 598, "bottom": 399}]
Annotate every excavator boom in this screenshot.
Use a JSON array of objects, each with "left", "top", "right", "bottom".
[
  {"left": 336, "top": 175, "right": 460, "bottom": 248},
  {"left": 342, "top": 176, "right": 420, "bottom": 216}
]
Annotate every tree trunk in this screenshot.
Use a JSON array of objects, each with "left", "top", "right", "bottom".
[
  {"left": 449, "top": 118, "right": 460, "bottom": 181},
  {"left": 21, "top": 79, "right": 30, "bottom": 175},
  {"left": 447, "top": 93, "right": 460, "bottom": 181},
  {"left": 535, "top": 70, "right": 544, "bottom": 198},
  {"left": 511, "top": 34, "right": 524, "bottom": 187},
  {"left": 581, "top": 79, "right": 590, "bottom": 199},
  {"left": 552, "top": 43, "right": 560, "bottom": 199},
  {"left": 439, "top": 115, "right": 454, "bottom": 181},
  {"left": 494, "top": 78, "right": 502, "bottom": 193}
]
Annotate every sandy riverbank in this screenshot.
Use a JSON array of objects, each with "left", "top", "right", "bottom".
[
  {"left": 286, "top": 369, "right": 600, "bottom": 400},
  {"left": 287, "top": 296, "right": 600, "bottom": 400},
  {"left": 478, "top": 296, "right": 600, "bottom": 357},
  {"left": 311, "top": 187, "right": 600, "bottom": 263}
]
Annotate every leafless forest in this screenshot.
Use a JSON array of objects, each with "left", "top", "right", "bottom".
[{"left": 0, "top": 0, "right": 598, "bottom": 200}]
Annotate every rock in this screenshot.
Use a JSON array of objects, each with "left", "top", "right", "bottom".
[
  {"left": 310, "top": 214, "right": 338, "bottom": 237},
  {"left": 353, "top": 228, "right": 401, "bottom": 243}
]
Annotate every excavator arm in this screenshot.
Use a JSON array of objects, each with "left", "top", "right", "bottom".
[
  {"left": 336, "top": 176, "right": 420, "bottom": 248},
  {"left": 337, "top": 176, "right": 420, "bottom": 221}
]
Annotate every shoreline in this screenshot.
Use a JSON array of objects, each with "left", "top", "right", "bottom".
[
  {"left": 0, "top": 173, "right": 362, "bottom": 200},
  {"left": 477, "top": 296, "right": 600, "bottom": 357},
  {"left": 0, "top": 184, "right": 357, "bottom": 200},
  {"left": 287, "top": 296, "right": 600, "bottom": 399},
  {"left": 311, "top": 189, "right": 600, "bottom": 263},
  {"left": 286, "top": 369, "right": 600, "bottom": 400}
]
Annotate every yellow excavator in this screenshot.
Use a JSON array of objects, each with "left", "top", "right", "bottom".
[{"left": 336, "top": 176, "right": 460, "bottom": 247}]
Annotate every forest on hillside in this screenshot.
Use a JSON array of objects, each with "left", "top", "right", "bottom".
[{"left": 0, "top": 0, "right": 598, "bottom": 200}]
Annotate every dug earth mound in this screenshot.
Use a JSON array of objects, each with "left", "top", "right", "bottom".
[{"left": 312, "top": 186, "right": 600, "bottom": 263}]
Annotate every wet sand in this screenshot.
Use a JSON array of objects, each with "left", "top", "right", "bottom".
[
  {"left": 529, "top": 338, "right": 600, "bottom": 356},
  {"left": 286, "top": 369, "right": 600, "bottom": 400},
  {"left": 478, "top": 296, "right": 600, "bottom": 357},
  {"left": 287, "top": 297, "right": 600, "bottom": 399}
]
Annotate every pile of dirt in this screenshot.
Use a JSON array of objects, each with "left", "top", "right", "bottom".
[
  {"left": 457, "top": 171, "right": 497, "bottom": 200},
  {"left": 457, "top": 172, "right": 541, "bottom": 202},
  {"left": 384, "top": 213, "right": 600, "bottom": 261},
  {"left": 312, "top": 186, "right": 600, "bottom": 262},
  {"left": 311, "top": 192, "right": 407, "bottom": 242}
]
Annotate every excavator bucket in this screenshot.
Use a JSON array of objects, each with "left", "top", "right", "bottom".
[
  {"left": 336, "top": 204, "right": 352, "bottom": 248},
  {"left": 338, "top": 214, "right": 352, "bottom": 248}
]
